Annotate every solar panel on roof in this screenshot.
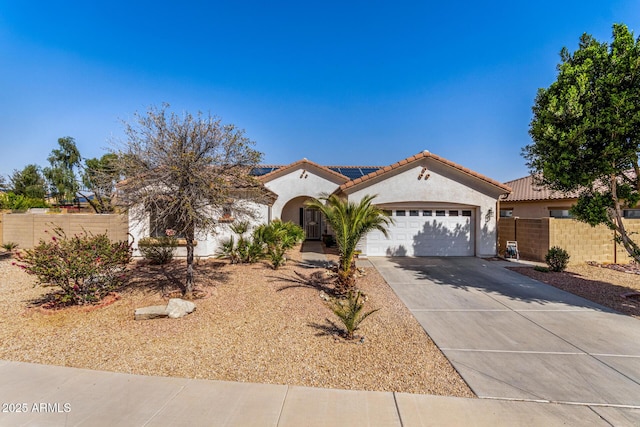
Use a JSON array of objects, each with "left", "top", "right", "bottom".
[{"left": 250, "top": 167, "right": 278, "bottom": 176}]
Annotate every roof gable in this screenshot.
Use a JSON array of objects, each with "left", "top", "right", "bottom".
[
  {"left": 339, "top": 151, "right": 511, "bottom": 194},
  {"left": 257, "top": 159, "right": 350, "bottom": 184}
]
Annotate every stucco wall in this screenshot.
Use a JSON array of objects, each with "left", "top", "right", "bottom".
[
  {"left": 345, "top": 159, "right": 505, "bottom": 257},
  {"left": 501, "top": 200, "right": 577, "bottom": 218},
  {"left": 263, "top": 165, "right": 344, "bottom": 220},
  {"left": 128, "top": 202, "right": 269, "bottom": 258}
]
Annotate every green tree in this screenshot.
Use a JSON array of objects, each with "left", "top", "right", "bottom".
[
  {"left": 116, "top": 105, "right": 268, "bottom": 297},
  {"left": 305, "top": 194, "right": 392, "bottom": 294},
  {"left": 82, "top": 153, "right": 120, "bottom": 213},
  {"left": 524, "top": 23, "right": 640, "bottom": 262},
  {"left": 43, "top": 137, "right": 82, "bottom": 205},
  {"left": 10, "top": 164, "right": 47, "bottom": 200}
]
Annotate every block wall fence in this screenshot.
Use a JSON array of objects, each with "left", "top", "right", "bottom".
[
  {"left": 498, "top": 217, "right": 640, "bottom": 264},
  {"left": 0, "top": 212, "right": 129, "bottom": 249}
]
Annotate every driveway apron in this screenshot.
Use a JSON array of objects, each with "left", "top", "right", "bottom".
[{"left": 369, "top": 257, "right": 640, "bottom": 407}]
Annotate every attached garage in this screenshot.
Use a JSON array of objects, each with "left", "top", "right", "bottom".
[
  {"left": 364, "top": 208, "right": 475, "bottom": 257},
  {"left": 338, "top": 150, "right": 511, "bottom": 258}
]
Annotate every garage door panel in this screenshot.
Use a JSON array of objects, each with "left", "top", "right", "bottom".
[{"left": 366, "top": 209, "right": 474, "bottom": 257}]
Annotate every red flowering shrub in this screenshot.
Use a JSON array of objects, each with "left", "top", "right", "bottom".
[{"left": 16, "top": 227, "right": 132, "bottom": 305}]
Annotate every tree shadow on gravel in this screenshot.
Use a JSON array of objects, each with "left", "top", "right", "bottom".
[
  {"left": 272, "top": 270, "right": 338, "bottom": 296},
  {"left": 124, "top": 260, "right": 230, "bottom": 296}
]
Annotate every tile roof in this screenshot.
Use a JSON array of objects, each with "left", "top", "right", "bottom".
[
  {"left": 338, "top": 150, "right": 512, "bottom": 193},
  {"left": 501, "top": 175, "right": 580, "bottom": 202}
]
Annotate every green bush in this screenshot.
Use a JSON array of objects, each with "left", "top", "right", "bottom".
[
  {"left": 15, "top": 228, "right": 132, "bottom": 305},
  {"left": 253, "top": 220, "right": 304, "bottom": 269},
  {"left": 216, "top": 221, "right": 265, "bottom": 264},
  {"left": 138, "top": 236, "right": 177, "bottom": 265},
  {"left": 327, "top": 290, "right": 380, "bottom": 340},
  {"left": 545, "top": 246, "right": 570, "bottom": 272},
  {"left": 534, "top": 265, "right": 550, "bottom": 273},
  {"left": 0, "top": 192, "right": 48, "bottom": 210}
]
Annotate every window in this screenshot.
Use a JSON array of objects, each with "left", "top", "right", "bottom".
[
  {"left": 422, "top": 210, "right": 432, "bottom": 216},
  {"left": 449, "top": 210, "right": 459, "bottom": 216},
  {"left": 435, "top": 210, "right": 445, "bottom": 216},
  {"left": 549, "top": 209, "right": 572, "bottom": 218},
  {"left": 624, "top": 209, "right": 640, "bottom": 218},
  {"left": 462, "top": 210, "right": 472, "bottom": 217},
  {"left": 383, "top": 210, "right": 392, "bottom": 217},
  {"left": 409, "top": 210, "right": 419, "bottom": 216},
  {"left": 500, "top": 209, "right": 513, "bottom": 218},
  {"left": 219, "top": 205, "right": 234, "bottom": 223},
  {"left": 395, "top": 210, "right": 406, "bottom": 216},
  {"left": 150, "top": 208, "right": 183, "bottom": 238}
]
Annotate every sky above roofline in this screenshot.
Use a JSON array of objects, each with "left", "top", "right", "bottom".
[{"left": 1, "top": 1, "right": 639, "bottom": 183}]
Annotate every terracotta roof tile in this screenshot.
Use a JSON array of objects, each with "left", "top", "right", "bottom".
[
  {"left": 257, "top": 159, "right": 350, "bottom": 183},
  {"left": 338, "top": 151, "right": 512, "bottom": 193},
  {"left": 501, "top": 175, "right": 581, "bottom": 202}
]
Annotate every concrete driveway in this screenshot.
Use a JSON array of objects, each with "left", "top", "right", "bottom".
[{"left": 369, "top": 257, "right": 640, "bottom": 411}]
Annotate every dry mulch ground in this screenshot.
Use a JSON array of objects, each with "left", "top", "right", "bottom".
[
  {"left": 0, "top": 247, "right": 473, "bottom": 397},
  {"left": 509, "top": 263, "right": 640, "bottom": 319}
]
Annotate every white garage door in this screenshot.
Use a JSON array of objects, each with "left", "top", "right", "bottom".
[{"left": 365, "top": 208, "right": 475, "bottom": 257}]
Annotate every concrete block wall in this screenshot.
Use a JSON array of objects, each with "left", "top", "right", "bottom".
[
  {"left": 548, "top": 220, "right": 614, "bottom": 264},
  {"left": 499, "top": 217, "right": 640, "bottom": 264},
  {"left": 1, "top": 213, "right": 128, "bottom": 249}
]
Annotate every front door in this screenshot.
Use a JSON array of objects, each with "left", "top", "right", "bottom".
[{"left": 304, "top": 208, "right": 321, "bottom": 240}]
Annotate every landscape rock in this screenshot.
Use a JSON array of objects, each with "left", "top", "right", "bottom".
[
  {"left": 166, "top": 298, "right": 196, "bottom": 318},
  {"left": 134, "top": 305, "right": 169, "bottom": 320}
]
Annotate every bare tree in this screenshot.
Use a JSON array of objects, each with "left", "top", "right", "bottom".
[{"left": 116, "top": 105, "right": 268, "bottom": 296}]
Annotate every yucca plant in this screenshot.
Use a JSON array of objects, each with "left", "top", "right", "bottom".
[{"left": 327, "top": 290, "right": 380, "bottom": 340}]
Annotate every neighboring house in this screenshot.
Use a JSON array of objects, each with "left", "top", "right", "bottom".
[
  {"left": 501, "top": 175, "right": 640, "bottom": 219},
  {"left": 498, "top": 175, "right": 640, "bottom": 264},
  {"left": 130, "top": 150, "right": 511, "bottom": 258}
]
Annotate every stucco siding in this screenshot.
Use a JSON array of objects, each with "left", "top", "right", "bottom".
[{"left": 345, "top": 160, "right": 503, "bottom": 257}]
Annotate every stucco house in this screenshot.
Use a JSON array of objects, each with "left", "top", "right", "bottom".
[{"left": 130, "top": 150, "right": 511, "bottom": 258}]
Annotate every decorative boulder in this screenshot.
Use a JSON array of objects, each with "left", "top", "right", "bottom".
[
  {"left": 166, "top": 298, "right": 196, "bottom": 319},
  {"left": 134, "top": 305, "right": 170, "bottom": 320},
  {"left": 134, "top": 299, "right": 196, "bottom": 320}
]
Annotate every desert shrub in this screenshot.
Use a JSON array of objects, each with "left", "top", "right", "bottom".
[
  {"left": 216, "top": 221, "right": 265, "bottom": 264},
  {"left": 254, "top": 220, "right": 304, "bottom": 269},
  {"left": 138, "top": 234, "right": 178, "bottom": 265},
  {"left": 534, "top": 265, "right": 550, "bottom": 273},
  {"left": 2, "top": 242, "right": 18, "bottom": 252},
  {"left": 16, "top": 228, "right": 132, "bottom": 305},
  {"left": 545, "top": 246, "right": 570, "bottom": 272},
  {"left": 327, "top": 290, "right": 380, "bottom": 340}
]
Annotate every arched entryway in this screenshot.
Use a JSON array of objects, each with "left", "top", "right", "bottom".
[{"left": 280, "top": 196, "right": 323, "bottom": 240}]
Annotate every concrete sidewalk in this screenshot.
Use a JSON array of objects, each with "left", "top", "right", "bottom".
[
  {"left": 0, "top": 360, "right": 620, "bottom": 426},
  {"left": 370, "top": 257, "right": 640, "bottom": 421}
]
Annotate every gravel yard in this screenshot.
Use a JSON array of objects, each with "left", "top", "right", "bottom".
[
  {"left": 509, "top": 263, "right": 640, "bottom": 319},
  {"left": 0, "top": 249, "right": 473, "bottom": 397}
]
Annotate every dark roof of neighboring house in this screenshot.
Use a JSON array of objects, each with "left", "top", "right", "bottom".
[
  {"left": 251, "top": 162, "right": 384, "bottom": 180},
  {"left": 501, "top": 175, "right": 580, "bottom": 202}
]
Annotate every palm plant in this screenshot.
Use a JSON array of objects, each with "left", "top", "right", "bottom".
[
  {"left": 306, "top": 194, "right": 392, "bottom": 294},
  {"left": 254, "top": 220, "right": 304, "bottom": 269},
  {"left": 327, "top": 290, "right": 380, "bottom": 340}
]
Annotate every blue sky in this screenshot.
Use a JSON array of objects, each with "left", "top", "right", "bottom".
[{"left": 1, "top": 1, "right": 639, "bottom": 183}]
